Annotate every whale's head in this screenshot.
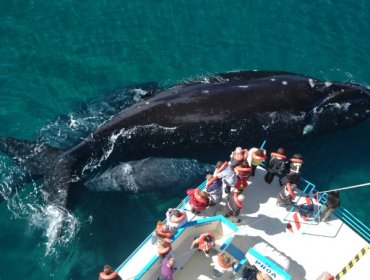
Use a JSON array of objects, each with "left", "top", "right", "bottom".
[{"left": 303, "top": 81, "right": 370, "bottom": 135}]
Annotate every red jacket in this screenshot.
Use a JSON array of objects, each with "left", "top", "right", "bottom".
[{"left": 187, "top": 189, "right": 209, "bottom": 211}]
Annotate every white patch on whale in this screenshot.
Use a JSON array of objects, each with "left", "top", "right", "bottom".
[
  {"left": 282, "top": 81, "right": 288, "bottom": 85},
  {"left": 308, "top": 79, "right": 315, "bottom": 88},
  {"left": 81, "top": 124, "right": 177, "bottom": 175},
  {"left": 238, "top": 85, "right": 249, "bottom": 88},
  {"left": 270, "top": 78, "right": 276, "bottom": 82},
  {"left": 133, "top": 88, "right": 148, "bottom": 102},
  {"left": 303, "top": 124, "right": 314, "bottom": 135},
  {"left": 325, "top": 82, "right": 332, "bottom": 87}
]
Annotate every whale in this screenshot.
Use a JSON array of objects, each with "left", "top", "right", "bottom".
[
  {"left": 85, "top": 157, "right": 213, "bottom": 193},
  {"left": 1, "top": 70, "right": 370, "bottom": 211}
]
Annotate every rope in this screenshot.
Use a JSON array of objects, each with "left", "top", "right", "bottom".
[{"left": 316, "top": 182, "right": 370, "bottom": 194}]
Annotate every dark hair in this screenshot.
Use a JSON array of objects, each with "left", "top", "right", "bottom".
[
  {"left": 276, "top": 147, "right": 285, "bottom": 154},
  {"left": 204, "top": 235, "right": 212, "bottom": 242},
  {"left": 254, "top": 149, "right": 265, "bottom": 157},
  {"left": 292, "top": 153, "right": 303, "bottom": 160},
  {"left": 172, "top": 210, "right": 182, "bottom": 217},
  {"left": 215, "top": 161, "right": 224, "bottom": 168}
]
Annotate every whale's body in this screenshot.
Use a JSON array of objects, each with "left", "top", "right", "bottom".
[
  {"left": 1, "top": 70, "right": 370, "bottom": 209},
  {"left": 85, "top": 158, "right": 212, "bottom": 193}
]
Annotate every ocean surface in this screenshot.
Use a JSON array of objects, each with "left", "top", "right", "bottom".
[{"left": 0, "top": 0, "right": 369, "bottom": 279}]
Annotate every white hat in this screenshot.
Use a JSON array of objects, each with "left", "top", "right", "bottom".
[
  {"left": 235, "top": 147, "right": 243, "bottom": 153},
  {"left": 237, "top": 194, "right": 245, "bottom": 202}
]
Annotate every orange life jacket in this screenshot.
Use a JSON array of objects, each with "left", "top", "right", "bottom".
[
  {"left": 198, "top": 232, "right": 215, "bottom": 251},
  {"left": 99, "top": 271, "right": 118, "bottom": 280},
  {"left": 270, "top": 152, "right": 287, "bottom": 160},
  {"left": 170, "top": 211, "right": 186, "bottom": 224},
  {"left": 158, "top": 238, "right": 171, "bottom": 256},
  {"left": 156, "top": 224, "right": 173, "bottom": 239}
]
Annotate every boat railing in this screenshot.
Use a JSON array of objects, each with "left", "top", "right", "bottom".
[
  {"left": 116, "top": 144, "right": 370, "bottom": 276},
  {"left": 293, "top": 177, "right": 370, "bottom": 243}
]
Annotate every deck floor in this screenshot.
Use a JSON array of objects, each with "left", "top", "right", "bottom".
[{"left": 117, "top": 166, "right": 369, "bottom": 280}]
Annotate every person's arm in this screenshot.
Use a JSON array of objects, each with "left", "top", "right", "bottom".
[
  {"left": 190, "top": 238, "right": 199, "bottom": 249},
  {"left": 286, "top": 183, "right": 295, "bottom": 199}
]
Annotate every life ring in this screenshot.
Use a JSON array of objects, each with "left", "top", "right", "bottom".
[{"left": 99, "top": 271, "right": 118, "bottom": 280}]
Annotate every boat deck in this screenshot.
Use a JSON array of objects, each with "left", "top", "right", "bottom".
[{"left": 117, "top": 166, "right": 369, "bottom": 280}]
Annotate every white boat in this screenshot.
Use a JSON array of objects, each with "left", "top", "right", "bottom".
[{"left": 115, "top": 149, "right": 370, "bottom": 280}]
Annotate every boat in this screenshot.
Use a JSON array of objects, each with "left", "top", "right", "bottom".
[{"left": 115, "top": 144, "right": 370, "bottom": 280}]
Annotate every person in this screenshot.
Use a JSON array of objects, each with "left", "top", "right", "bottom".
[
  {"left": 316, "top": 271, "right": 334, "bottom": 280},
  {"left": 224, "top": 192, "right": 245, "bottom": 223},
  {"left": 155, "top": 221, "right": 173, "bottom": 239},
  {"left": 276, "top": 180, "right": 297, "bottom": 207},
  {"left": 229, "top": 147, "right": 248, "bottom": 167},
  {"left": 264, "top": 148, "right": 287, "bottom": 184},
  {"left": 214, "top": 160, "right": 228, "bottom": 175},
  {"left": 190, "top": 232, "right": 216, "bottom": 257},
  {"left": 279, "top": 153, "right": 303, "bottom": 189},
  {"left": 158, "top": 238, "right": 172, "bottom": 258},
  {"left": 99, "top": 264, "right": 121, "bottom": 280},
  {"left": 211, "top": 252, "right": 233, "bottom": 277},
  {"left": 186, "top": 188, "right": 210, "bottom": 214},
  {"left": 248, "top": 147, "right": 266, "bottom": 176},
  {"left": 234, "top": 161, "right": 252, "bottom": 194},
  {"left": 321, "top": 191, "right": 340, "bottom": 222},
  {"left": 288, "top": 153, "right": 303, "bottom": 175},
  {"left": 205, "top": 174, "right": 223, "bottom": 205},
  {"left": 166, "top": 208, "right": 187, "bottom": 232},
  {"left": 214, "top": 161, "right": 237, "bottom": 194},
  {"left": 256, "top": 271, "right": 273, "bottom": 280},
  {"left": 159, "top": 256, "right": 175, "bottom": 280}
]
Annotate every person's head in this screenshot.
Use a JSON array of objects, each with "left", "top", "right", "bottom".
[
  {"left": 204, "top": 235, "right": 212, "bottom": 243},
  {"left": 329, "top": 191, "right": 339, "bottom": 196},
  {"left": 199, "top": 191, "right": 209, "bottom": 198},
  {"left": 237, "top": 194, "right": 245, "bottom": 202},
  {"left": 256, "top": 271, "right": 272, "bottom": 280},
  {"left": 219, "top": 253, "right": 231, "bottom": 266},
  {"left": 276, "top": 147, "right": 285, "bottom": 155},
  {"left": 254, "top": 149, "right": 265, "bottom": 157},
  {"left": 206, "top": 174, "right": 213, "bottom": 181},
  {"left": 215, "top": 161, "right": 224, "bottom": 168},
  {"left": 241, "top": 160, "right": 250, "bottom": 167},
  {"left": 172, "top": 210, "right": 182, "bottom": 217},
  {"left": 167, "top": 257, "right": 175, "bottom": 267},
  {"left": 292, "top": 153, "right": 303, "bottom": 160},
  {"left": 161, "top": 224, "right": 170, "bottom": 232},
  {"left": 235, "top": 147, "right": 243, "bottom": 154},
  {"left": 103, "top": 265, "right": 113, "bottom": 275}
]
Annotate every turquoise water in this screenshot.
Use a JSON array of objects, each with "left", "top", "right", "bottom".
[{"left": 0, "top": 0, "right": 370, "bottom": 279}]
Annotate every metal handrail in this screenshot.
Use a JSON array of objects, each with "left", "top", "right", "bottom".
[{"left": 116, "top": 144, "right": 370, "bottom": 275}]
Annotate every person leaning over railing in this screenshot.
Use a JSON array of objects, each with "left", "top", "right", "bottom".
[
  {"left": 205, "top": 174, "right": 223, "bottom": 206},
  {"left": 186, "top": 188, "right": 211, "bottom": 214}
]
